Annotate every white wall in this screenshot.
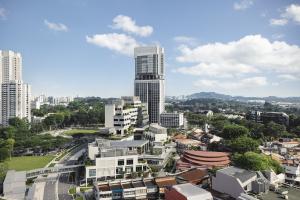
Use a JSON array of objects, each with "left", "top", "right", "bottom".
[
  {"left": 212, "top": 172, "right": 245, "bottom": 199},
  {"left": 155, "top": 133, "right": 167, "bottom": 143},
  {"left": 105, "top": 104, "right": 115, "bottom": 128},
  {"left": 88, "top": 145, "right": 99, "bottom": 160}
]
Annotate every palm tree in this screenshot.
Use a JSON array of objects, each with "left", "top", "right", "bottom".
[{"left": 6, "top": 138, "right": 15, "bottom": 160}]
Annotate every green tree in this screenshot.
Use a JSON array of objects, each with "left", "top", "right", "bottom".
[
  {"left": 232, "top": 152, "right": 283, "bottom": 174},
  {"left": 6, "top": 138, "right": 15, "bottom": 160},
  {"left": 230, "top": 136, "right": 259, "bottom": 153},
  {"left": 221, "top": 124, "right": 249, "bottom": 140},
  {"left": 210, "top": 115, "right": 230, "bottom": 132},
  {"left": 291, "top": 126, "right": 300, "bottom": 136},
  {"left": 264, "top": 121, "right": 286, "bottom": 139},
  {"left": 0, "top": 162, "right": 8, "bottom": 182},
  {"left": 9, "top": 117, "right": 29, "bottom": 130},
  {"left": 0, "top": 145, "right": 9, "bottom": 161}
]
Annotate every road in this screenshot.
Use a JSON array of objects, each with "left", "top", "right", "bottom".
[
  {"left": 58, "top": 174, "right": 73, "bottom": 200},
  {"left": 43, "top": 174, "right": 58, "bottom": 200},
  {"left": 30, "top": 143, "right": 87, "bottom": 200},
  {"left": 56, "top": 143, "right": 87, "bottom": 200}
]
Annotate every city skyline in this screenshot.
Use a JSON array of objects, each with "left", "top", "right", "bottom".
[{"left": 1, "top": 0, "right": 300, "bottom": 97}]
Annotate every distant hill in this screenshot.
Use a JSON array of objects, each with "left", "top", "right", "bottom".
[
  {"left": 188, "top": 92, "right": 234, "bottom": 100},
  {"left": 186, "top": 92, "right": 300, "bottom": 103}
]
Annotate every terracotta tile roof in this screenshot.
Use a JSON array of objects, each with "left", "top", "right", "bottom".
[
  {"left": 173, "top": 134, "right": 187, "bottom": 140},
  {"left": 98, "top": 184, "right": 110, "bottom": 191},
  {"left": 155, "top": 177, "right": 177, "bottom": 188},
  {"left": 175, "top": 139, "right": 203, "bottom": 145},
  {"left": 182, "top": 157, "right": 230, "bottom": 167},
  {"left": 176, "top": 150, "right": 230, "bottom": 170},
  {"left": 184, "top": 153, "right": 229, "bottom": 162},
  {"left": 185, "top": 150, "right": 229, "bottom": 158},
  {"left": 177, "top": 168, "right": 208, "bottom": 182}
]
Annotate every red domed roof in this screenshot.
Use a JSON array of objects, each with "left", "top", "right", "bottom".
[
  {"left": 176, "top": 150, "right": 230, "bottom": 171},
  {"left": 184, "top": 150, "right": 229, "bottom": 158}
]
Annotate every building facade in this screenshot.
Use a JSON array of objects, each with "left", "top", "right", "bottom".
[
  {"left": 134, "top": 46, "right": 165, "bottom": 123},
  {"left": 212, "top": 167, "right": 269, "bottom": 199},
  {"left": 246, "top": 111, "right": 289, "bottom": 126},
  {"left": 144, "top": 123, "right": 168, "bottom": 144},
  {"left": 105, "top": 96, "right": 148, "bottom": 135},
  {"left": 160, "top": 112, "right": 184, "bottom": 128},
  {"left": 283, "top": 163, "right": 300, "bottom": 186},
  {"left": 86, "top": 139, "right": 149, "bottom": 185},
  {"left": 261, "top": 112, "right": 289, "bottom": 126},
  {"left": 0, "top": 50, "right": 31, "bottom": 126}
]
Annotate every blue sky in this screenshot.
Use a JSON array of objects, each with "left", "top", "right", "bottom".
[{"left": 1, "top": 0, "right": 300, "bottom": 97}]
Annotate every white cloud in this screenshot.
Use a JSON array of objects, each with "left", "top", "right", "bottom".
[
  {"left": 111, "top": 15, "right": 153, "bottom": 37},
  {"left": 233, "top": 0, "right": 254, "bottom": 11},
  {"left": 270, "top": 4, "right": 300, "bottom": 26},
  {"left": 175, "top": 62, "right": 258, "bottom": 78},
  {"left": 44, "top": 20, "right": 68, "bottom": 32},
  {"left": 282, "top": 4, "right": 300, "bottom": 23},
  {"left": 194, "top": 77, "right": 267, "bottom": 90},
  {"left": 175, "top": 35, "right": 300, "bottom": 78},
  {"left": 0, "top": 7, "right": 7, "bottom": 20},
  {"left": 86, "top": 33, "right": 139, "bottom": 56},
  {"left": 271, "top": 33, "right": 285, "bottom": 39},
  {"left": 278, "top": 74, "right": 299, "bottom": 81},
  {"left": 270, "top": 18, "right": 288, "bottom": 26},
  {"left": 174, "top": 36, "right": 197, "bottom": 45}
]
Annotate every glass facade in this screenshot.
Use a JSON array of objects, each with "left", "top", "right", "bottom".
[{"left": 134, "top": 46, "right": 165, "bottom": 123}]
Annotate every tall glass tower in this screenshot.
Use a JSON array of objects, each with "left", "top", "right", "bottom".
[{"left": 134, "top": 46, "right": 165, "bottom": 123}]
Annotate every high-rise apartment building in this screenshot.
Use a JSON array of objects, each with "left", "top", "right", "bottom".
[
  {"left": 0, "top": 50, "right": 31, "bottom": 126},
  {"left": 0, "top": 50, "right": 22, "bottom": 84},
  {"left": 134, "top": 46, "right": 165, "bottom": 123}
]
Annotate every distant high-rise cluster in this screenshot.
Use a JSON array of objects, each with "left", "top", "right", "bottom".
[
  {"left": 134, "top": 46, "right": 165, "bottom": 123},
  {"left": 31, "top": 94, "right": 74, "bottom": 109},
  {"left": 0, "top": 50, "right": 31, "bottom": 126}
]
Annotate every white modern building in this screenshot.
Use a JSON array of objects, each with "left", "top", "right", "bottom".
[
  {"left": 86, "top": 139, "right": 149, "bottom": 185},
  {"left": 134, "top": 46, "right": 165, "bottom": 124},
  {"left": 212, "top": 167, "right": 256, "bottom": 199},
  {"left": 0, "top": 50, "right": 31, "bottom": 126},
  {"left": 165, "top": 183, "right": 213, "bottom": 200},
  {"left": 283, "top": 163, "right": 300, "bottom": 185},
  {"left": 160, "top": 112, "right": 184, "bottom": 128},
  {"left": 105, "top": 96, "right": 148, "bottom": 136},
  {"left": 144, "top": 123, "right": 168, "bottom": 144},
  {"left": 212, "top": 167, "right": 269, "bottom": 199},
  {"left": 48, "top": 96, "right": 74, "bottom": 106},
  {"left": 0, "top": 50, "right": 22, "bottom": 83},
  {"left": 1, "top": 81, "right": 31, "bottom": 126}
]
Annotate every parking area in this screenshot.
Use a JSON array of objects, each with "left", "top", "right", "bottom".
[{"left": 261, "top": 187, "right": 300, "bottom": 200}]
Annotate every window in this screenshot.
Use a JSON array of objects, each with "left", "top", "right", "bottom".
[
  {"left": 136, "top": 165, "right": 143, "bottom": 172},
  {"left": 126, "top": 159, "right": 133, "bottom": 165},
  {"left": 89, "top": 169, "right": 96, "bottom": 177},
  {"left": 125, "top": 166, "right": 133, "bottom": 173},
  {"left": 116, "top": 167, "right": 123, "bottom": 174},
  {"left": 118, "top": 159, "right": 124, "bottom": 166}
]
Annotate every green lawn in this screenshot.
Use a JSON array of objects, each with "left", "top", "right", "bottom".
[
  {"left": 4, "top": 155, "right": 55, "bottom": 171},
  {"left": 63, "top": 129, "right": 99, "bottom": 136},
  {"left": 80, "top": 187, "right": 92, "bottom": 192},
  {"left": 69, "top": 187, "right": 76, "bottom": 195}
]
